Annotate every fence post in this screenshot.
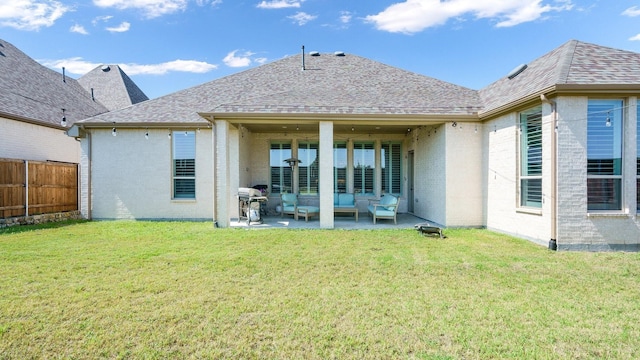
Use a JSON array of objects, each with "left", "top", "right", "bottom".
[{"left": 25, "top": 160, "right": 29, "bottom": 217}]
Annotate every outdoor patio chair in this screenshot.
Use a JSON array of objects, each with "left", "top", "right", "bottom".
[
  {"left": 367, "top": 194, "right": 400, "bottom": 224},
  {"left": 280, "top": 193, "right": 298, "bottom": 218}
]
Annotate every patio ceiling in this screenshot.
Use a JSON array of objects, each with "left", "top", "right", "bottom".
[{"left": 235, "top": 122, "right": 424, "bottom": 135}]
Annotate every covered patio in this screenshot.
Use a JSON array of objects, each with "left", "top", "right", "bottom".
[{"left": 229, "top": 212, "right": 437, "bottom": 230}]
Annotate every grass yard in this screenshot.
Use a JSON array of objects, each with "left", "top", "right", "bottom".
[{"left": 1, "top": 221, "right": 640, "bottom": 359}]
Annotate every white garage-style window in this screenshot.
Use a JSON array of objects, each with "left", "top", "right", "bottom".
[
  {"left": 519, "top": 106, "right": 542, "bottom": 208},
  {"left": 172, "top": 131, "right": 196, "bottom": 199},
  {"left": 587, "top": 99, "right": 623, "bottom": 211}
]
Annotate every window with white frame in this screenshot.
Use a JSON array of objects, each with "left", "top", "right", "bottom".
[
  {"left": 298, "top": 142, "right": 319, "bottom": 195},
  {"left": 334, "top": 142, "right": 347, "bottom": 193},
  {"left": 270, "top": 142, "right": 292, "bottom": 194},
  {"left": 353, "top": 142, "right": 375, "bottom": 195},
  {"left": 173, "top": 131, "right": 196, "bottom": 199},
  {"left": 381, "top": 142, "right": 401, "bottom": 195},
  {"left": 519, "top": 107, "right": 542, "bottom": 208},
  {"left": 587, "top": 99, "right": 623, "bottom": 211}
]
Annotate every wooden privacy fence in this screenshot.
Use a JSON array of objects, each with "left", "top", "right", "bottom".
[{"left": 0, "top": 159, "right": 78, "bottom": 218}]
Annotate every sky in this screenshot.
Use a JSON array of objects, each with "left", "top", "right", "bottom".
[{"left": 1, "top": 0, "right": 640, "bottom": 99}]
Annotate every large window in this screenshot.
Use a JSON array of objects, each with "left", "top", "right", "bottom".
[
  {"left": 298, "top": 142, "right": 319, "bottom": 195},
  {"left": 382, "top": 142, "right": 401, "bottom": 195},
  {"left": 353, "top": 142, "right": 375, "bottom": 195},
  {"left": 334, "top": 142, "right": 347, "bottom": 193},
  {"left": 587, "top": 99, "right": 623, "bottom": 211},
  {"left": 519, "top": 107, "right": 542, "bottom": 208},
  {"left": 270, "top": 142, "right": 292, "bottom": 194},
  {"left": 173, "top": 131, "right": 196, "bottom": 199}
]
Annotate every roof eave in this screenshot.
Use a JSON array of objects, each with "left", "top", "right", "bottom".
[
  {"left": 201, "top": 112, "right": 480, "bottom": 124},
  {"left": 1, "top": 111, "right": 67, "bottom": 131}
]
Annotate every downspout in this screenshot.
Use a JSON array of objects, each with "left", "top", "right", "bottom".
[
  {"left": 209, "top": 117, "right": 218, "bottom": 227},
  {"left": 87, "top": 128, "right": 92, "bottom": 220},
  {"left": 541, "top": 94, "right": 558, "bottom": 250}
]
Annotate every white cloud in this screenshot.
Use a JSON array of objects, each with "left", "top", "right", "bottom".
[
  {"left": 70, "top": 23, "right": 88, "bottom": 34},
  {"left": 365, "top": 0, "right": 574, "bottom": 34},
  {"left": 288, "top": 11, "right": 316, "bottom": 25},
  {"left": 196, "top": 0, "right": 222, "bottom": 6},
  {"left": 92, "top": 15, "right": 113, "bottom": 25},
  {"left": 256, "top": 0, "right": 302, "bottom": 9},
  {"left": 0, "top": 0, "right": 71, "bottom": 30},
  {"left": 630, "top": 34, "right": 640, "bottom": 41},
  {"left": 122, "top": 60, "right": 218, "bottom": 74},
  {"left": 339, "top": 11, "right": 352, "bottom": 24},
  {"left": 105, "top": 21, "right": 130, "bottom": 32},
  {"left": 622, "top": 6, "right": 640, "bottom": 17},
  {"left": 223, "top": 50, "right": 256, "bottom": 67},
  {"left": 254, "top": 57, "right": 268, "bottom": 65},
  {"left": 39, "top": 57, "right": 218, "bottom": 75},
  {"left": 93, "top": 0, "right": 188, "bottom": 18}
]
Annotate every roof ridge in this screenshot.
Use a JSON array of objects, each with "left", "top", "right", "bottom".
[{"left": 556, "top": 39, "right": 578, "bottom": 84}]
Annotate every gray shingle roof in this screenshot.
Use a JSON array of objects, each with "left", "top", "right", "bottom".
[
  {"left": 78, "top": 65, "right": 148, "bottom": 111},
  {"left": 0, "top": 38, "right": 108, "bottom": 128},
  {"left": 75, "top": 40, "right": 640, "bottom": 126},
  {"left": 78, "top": 53, "right": 483, "bottom": 125},
  {"left": 479, "top": 40, "right": 640, "bottom": 115}
]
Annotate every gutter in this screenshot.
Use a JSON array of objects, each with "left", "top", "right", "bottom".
[{"left": 541, "top": 94, "right": 558, "bottom": 250}]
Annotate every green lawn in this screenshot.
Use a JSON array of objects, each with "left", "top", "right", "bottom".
[{"left": 1, "top": 221, "right": 640, "bottom": 359}]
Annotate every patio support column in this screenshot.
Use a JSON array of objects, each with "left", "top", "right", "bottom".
[
  {"left": 214, "top": 119, "right": 231, "bottom": 228},
  {"left": 319, "top": 121, "right": 334, "bottom": 229}
]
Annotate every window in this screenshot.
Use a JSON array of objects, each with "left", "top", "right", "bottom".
[
  {"left": 298, "top": 142, "right": 319, "bottom": 195},
  {"left": 334, "top": 142, "right": 347, "bottom": 193},
  {"left": 270, "top": 142, "right": 292, "bottom": 194},
  {"left": 382, "top": 142, "right": 401, "bottom": 195},
  {"left": 353, "top": 142, "right": 375, "bottom": 195},
  {"left": 519, "top": 107, "right": 542, "bottom": 208},
  {"left": 587, "top": 100, "right": 623, "bottom": 211},
  {"left": 173, "top": 131, "right": 196, "bottom": 199}
]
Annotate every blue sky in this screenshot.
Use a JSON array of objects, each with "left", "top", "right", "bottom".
[{"left": 2, "top": 0, "right": 640, "bottom": 99}]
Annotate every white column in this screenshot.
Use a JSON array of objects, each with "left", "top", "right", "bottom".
[
  {"left": 319, "top": 121, "right": 334, "bottom": 229},
  {"left": 214, "top": 120, "right": 230, "bottom": 227}
]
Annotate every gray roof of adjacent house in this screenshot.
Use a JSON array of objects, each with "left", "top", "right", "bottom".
[
  {"left": 480, "top": 40, "right": 640, "bottom": 115},
  {"left": 78, "top": 65, "right": 148, "bottom": 111},
  {"left": 0, "top": 39, "right": 108, "bottom": 128},
  {"left": 76, "top": 52, "right": 483, "bottom": 125}
]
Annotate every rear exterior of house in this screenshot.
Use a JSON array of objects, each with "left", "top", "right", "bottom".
[{"left": 69, "top": 40, "right": 640, "bottom": 251}]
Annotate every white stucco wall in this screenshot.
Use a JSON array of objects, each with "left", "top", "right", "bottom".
[
  {"left": 1, "top": 117, "right": 80, "bottom": 163},
  {"left": 445, "top": 123, "right": 484, "bottom": 227},
  {"left": 410, "top": 125, "right": 447, "bottom": 226},
  {"left": 86, "top": 128, "right": 213, "bottom": 220},
  {"left": 556, "top": 96, "right": 640, "bottom": 250},
  {"left": 484, "top": 109, "right": 551, "bottom": 245}
]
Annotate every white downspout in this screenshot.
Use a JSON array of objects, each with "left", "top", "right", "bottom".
[{"left": 541, "top": 94, "right": 558, "bottom": 250}]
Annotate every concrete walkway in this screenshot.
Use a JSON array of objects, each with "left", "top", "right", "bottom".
[{"left": 230, "top": 212, "right": 439, "bottom": 230}]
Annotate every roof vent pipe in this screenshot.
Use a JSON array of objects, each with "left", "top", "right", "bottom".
[
  {"left": 91, "top": 88, "right": 95, "bottom": 101},
  {"left": 62, "top": 67, "right": 66, "bottom": 83},
  {"left": 301, "top": 45, "right": 305, "bottom": 71}
]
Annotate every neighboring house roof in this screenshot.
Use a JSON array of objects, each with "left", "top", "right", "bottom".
[
  {"left": 480, "top": 40, "right": 640, "bottom": 116},
  {"left": 0, "top": 38, "right": 108, "bottom": 128},
  {"left": 78, "top": 65, "right": 148, "bottom": 111},
  {"left": 76, "top": 52, "right": 483, "bottom": 126}
]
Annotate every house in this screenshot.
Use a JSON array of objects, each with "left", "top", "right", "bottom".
[
  {"left": 69, "top": 40, "right": 640, "bottom": 251},
  {"left": 0, "top": 38, "right": 148, "bottom": 164},
  {"left": 0, "top": 39, "right": 108, "bottom": 163}
]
